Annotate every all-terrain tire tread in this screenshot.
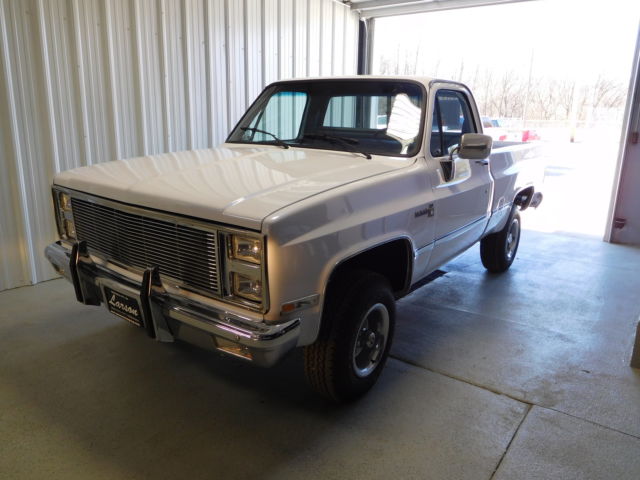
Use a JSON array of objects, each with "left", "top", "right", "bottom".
[
  {"left": 304, "top": 270, "right": 394, "bottom": 402},
  {"left": 480, "top": 209, "right": 520, "bottom": 273}
]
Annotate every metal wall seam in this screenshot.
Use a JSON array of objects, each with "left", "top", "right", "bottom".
[{"left": 0, "top": 0, "right": 361, "bottom": 291}]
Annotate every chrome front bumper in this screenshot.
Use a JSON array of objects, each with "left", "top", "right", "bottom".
[{"left": 44, "top": 241, "right": 300, "bottom": 367}]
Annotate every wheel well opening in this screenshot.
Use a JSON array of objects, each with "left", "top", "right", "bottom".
[{"left": 330, "top": 239, "right": 412, "bottom": 297}]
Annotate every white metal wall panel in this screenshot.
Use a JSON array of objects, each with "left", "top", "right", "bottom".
[
  {"left": 343, "top": 5, "right": 358, "bottom": 74},
  {"left": 278, "top": 0, "right": 293, "bottom": 79},
  {"left": 205, "top": 0, "right": 229, "bottom": 145},
  {"left": 74, "top": 0, "right": 117, "bottom": 165},
  {"left": 226, "top": 0, "right": 247, "bottom": 127},
  {"left": 307, "top": 0, "right": 321, "bottom": 76},
  {"left": 0, "top": 0, "right": 58, "bottom": 290},
  {"left": 184, "top": 0, "right": 208, "bottom": 149},
  {"left": 263, "top": 0, "right": 279, "bottom": 85},
  {"left": 162, "top": 0, "right": 188, "bottom": 151},
  {"left": 134, "top": 0, "right": 165, "bottom": 154},
  {"left": 332, "top": 1, "right": 345, "bottom": 75},
  {"left": 0, "top": 0, "right": 360, "bottom": 291},
  {"left": 245, "top": 0, "right": 264, "bottom": 103},
  {"left": 0, "top": 3, "right": 30, "bottom": 290},
  {"left": 320, "top": 0, "right": 333, "bottom": 75},
  {"left": 39, "top": 0, "right": 82, "bottom": 171},
  {"left": 294, "top": 0, "right": 308, "bottom": 78},
  {"left": 105, "top": 0, "right": 142, "bottom": 159}
]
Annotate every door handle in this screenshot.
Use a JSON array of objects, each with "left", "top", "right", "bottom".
[{"left": 475, "top": 159, "right": 489, "bottom": 166}]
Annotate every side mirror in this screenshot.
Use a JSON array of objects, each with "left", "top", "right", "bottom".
[{"left": 458, "top": 133, "right": 492, "bottom": 160}]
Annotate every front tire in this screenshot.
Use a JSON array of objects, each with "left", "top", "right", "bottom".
[
  {"left": 480, "top": 209, "right": 521, "bottom": 273},
  {"left": 304, "top": 271, "right": 395, "bottom": 402}
]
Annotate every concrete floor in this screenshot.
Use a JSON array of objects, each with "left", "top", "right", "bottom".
[{"left": 1, "top": 229, "right": 639, "bottom": 479}]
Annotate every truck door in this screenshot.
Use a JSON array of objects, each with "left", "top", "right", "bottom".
[{"left": 426, "top": 87, "right": 492, "bottom": 271}]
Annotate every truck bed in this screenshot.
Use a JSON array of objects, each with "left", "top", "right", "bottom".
[{"left": 488, "top": 141, "right": 544, "bottom": 213}]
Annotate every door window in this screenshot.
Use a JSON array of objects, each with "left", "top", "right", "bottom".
[{"left": 430, "top": 90, "right": 476, "bottom": 158}]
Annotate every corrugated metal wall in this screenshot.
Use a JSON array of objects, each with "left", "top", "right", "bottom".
[{"left": 0, "top": 0, "right": 360, "bottom": 291}]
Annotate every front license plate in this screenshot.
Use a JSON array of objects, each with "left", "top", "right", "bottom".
[{"left": 104, "top": 287, "right": 143, "bottom": 327}]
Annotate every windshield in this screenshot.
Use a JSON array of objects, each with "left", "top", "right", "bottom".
[{"left": 227, "top": 80, "right": 426, "bottom": 157}]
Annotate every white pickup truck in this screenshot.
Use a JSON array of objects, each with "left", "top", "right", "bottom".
[{"left": 46, "top": 76, "right": 543, "bottom": 401}]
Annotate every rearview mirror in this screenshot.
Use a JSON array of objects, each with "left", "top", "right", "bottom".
[{"left": 458, "top": 133, "right": 492, "bottom": 160}]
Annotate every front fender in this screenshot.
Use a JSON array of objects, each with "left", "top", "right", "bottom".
[{"left": 261, "top": 165, "right": 432, "bottom": 344}]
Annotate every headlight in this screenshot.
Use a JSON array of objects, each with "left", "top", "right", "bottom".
[
  {"left": 64, "top": 219, "right": 77, "bottom": 238},
  {"left": 231, "top": 235, "right": 262, "bottom": 264},
  {"left": 232, "top": 273, "right": 263, "bottom": 302},
  {"left": 59, "top": 192, "right": 72, "bottom": 211},
  {"left": 224, "top": 231, "right": 267, "bottom": 309}
]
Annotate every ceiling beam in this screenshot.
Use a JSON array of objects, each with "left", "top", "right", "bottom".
[
  {"left": 354, "top": 0, "right": 438, "bottom": 10},
  {"left": 352, "top": 0, "right": 538, "bottom": 19}
]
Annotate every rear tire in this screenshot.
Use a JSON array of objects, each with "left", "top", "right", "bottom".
[
  {"left": 304, "top": 271, "right": 395, "bottom": 402},
  {"left": 480, "top": 209, "right": 521, "bottom": 273}
]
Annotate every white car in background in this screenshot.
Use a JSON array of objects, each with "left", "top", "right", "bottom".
[
  {"left": 482, "top": 116, "right": 509, "bottom": 141},
  {"left": 482, "top": 117, "right": 540, "bottom": 142}
]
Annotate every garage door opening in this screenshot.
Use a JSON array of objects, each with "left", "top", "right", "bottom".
[{"left": 370, "top": 0, "right": 640, "bottom": 238}]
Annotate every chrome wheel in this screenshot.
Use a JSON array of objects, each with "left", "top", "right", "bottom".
[
  {"left": 352, "top": 303, "right": 390, "bottom": 378},
  {"left": 505, "top": 217, "right": 520, "bottom": 261}
]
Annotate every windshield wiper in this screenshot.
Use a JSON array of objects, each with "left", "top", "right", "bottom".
[
  {"left": 302, "top": 133, "right": 372, "bottom": 160},
  {"left": 240, "top": 127, "right": 289, "bottom": 149}
]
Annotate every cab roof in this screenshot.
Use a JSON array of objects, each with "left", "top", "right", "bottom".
[{"left": 269, "top": 75, "right": 470, "bottom": 92}]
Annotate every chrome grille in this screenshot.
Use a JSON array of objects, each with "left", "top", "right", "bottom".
[{"left": 71, "top": 198, "right": 220, "bottom": 295}]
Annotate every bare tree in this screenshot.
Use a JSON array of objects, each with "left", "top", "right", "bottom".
[
  {"left": 557, "top": 79, "right": 576, "bottom": 120},
  {"left": 491, "top": 71, "right": 524, "bottom": 117},
  {"left": 372, "top": 47, "right": 629, "bottom": 124},
  {"left": 533, "top": 78, "right": 560, "bottom": 120},
  {"left": 592, "top": 75, "right": 624, "bottom": 110},
  {"left": 575, "top": 85, "right": 591, "bottom": 121}
]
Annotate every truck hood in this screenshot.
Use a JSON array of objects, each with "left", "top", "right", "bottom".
[{"left": 54, "top": 145, "right": 413, "bottom": 230}]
